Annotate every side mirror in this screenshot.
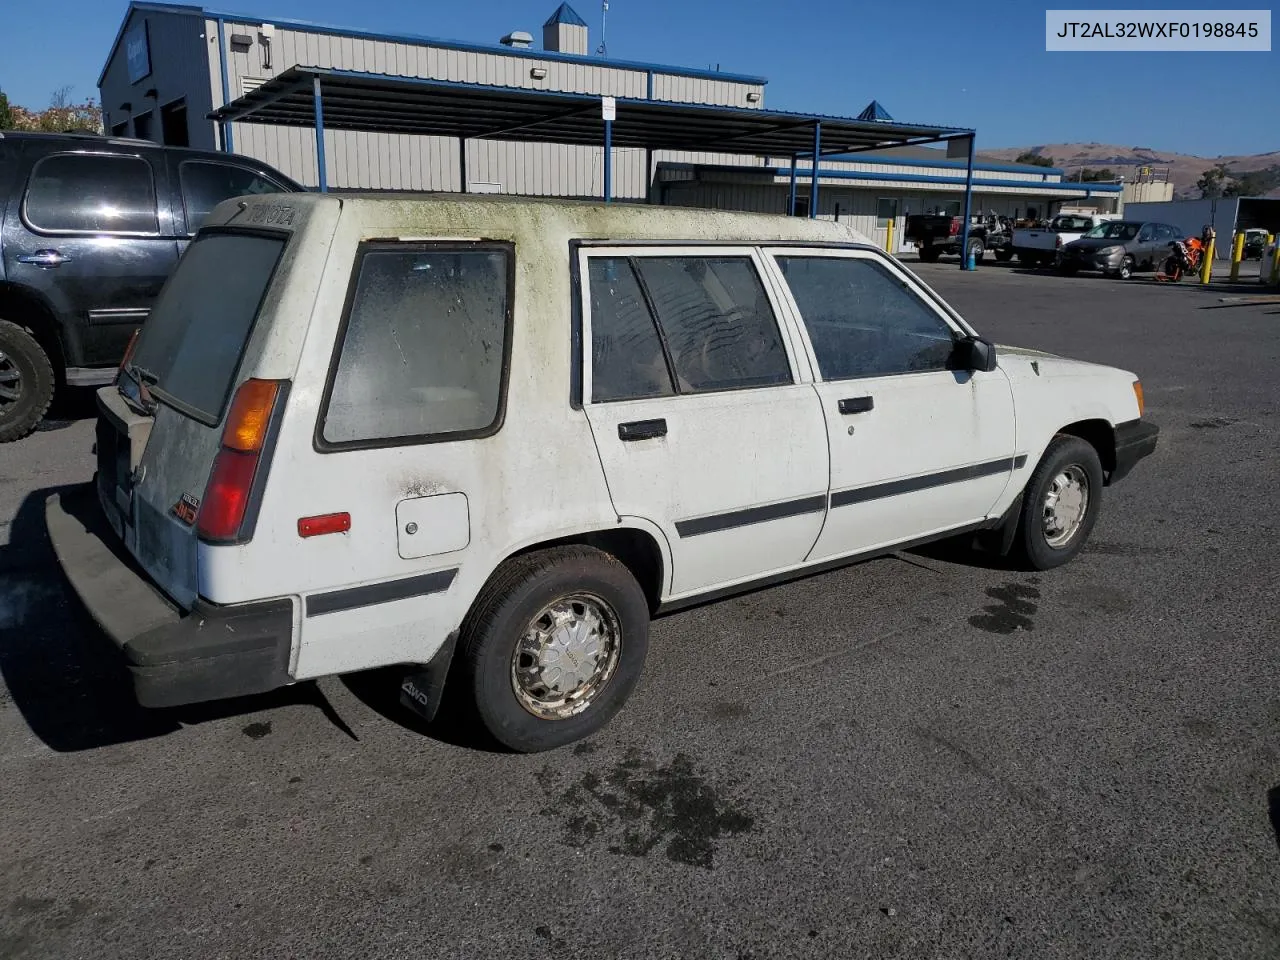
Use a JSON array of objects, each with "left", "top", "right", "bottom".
[{"left": 953, "top": 335, "right": 998, "bottom": 373}]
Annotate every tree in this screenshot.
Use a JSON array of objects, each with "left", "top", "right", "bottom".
[
  {"left": 0, "top": 87, "right": 102, "bottom": 134},
  {"left": 1015, "top": 151, "right": 1055, "bottom": 168},
  {"left": 0, "top": 89, "right": 12, "bottom": 130},
  {"left": 1197, "top": 164, "right": 1232, "bottom": 199},
  {"left": 1078, "top": 168, "right": 1116, "bottom": 182}
]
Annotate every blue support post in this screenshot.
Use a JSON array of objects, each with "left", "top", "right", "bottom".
[
  {"left": 646, "top": 70, "right": 654, "bottom": 100},
  {"left": 787, "top": 154, "right": 798, "bottom": 216},
  {"left": 959, "top": 134, "right": 975, "bottom": 270},
  {"left": 313, "top": 77, "right": 328, "bottom": 193},
  {"left": 603, "top": 117, "right": 613, "bottom": 203},
  {"left": 216, "top": 18, "right": 234, "bottom": 152},
  {"left": 809, "top": 122, "right": 821, "bottom": 219}
]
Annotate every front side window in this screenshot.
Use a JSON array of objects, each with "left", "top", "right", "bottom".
[
  {"left": 24, "top": 153, "right": 157, "bottom": 234},
  {"left": 321, "top": 245, "right": 511, "bottom": 446},
  {"left": 586, "top": 254, "right": 791, "bottom": 400},
  {"left": 776, "top": 256, "right": 956, "bottom": 380},
  {"left": 180, "top": 161, "right": 288, "bottom": 233}
]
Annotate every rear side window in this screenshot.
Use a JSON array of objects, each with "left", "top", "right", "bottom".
[
  {"left": 776, "top": 256, "right": 956, "bottom": 380},
  {"left": 180, "top": 161, "right": 288, "bottom": 233},
  {"left": 131, "top": 232, "right": 285, "bottom": 424},
  {"left": 585, "top": 254, "right": 790, "bottom": 401},
  {"left": 24, "top": 153, "right": 157, "bottom": 234},
  {"left": 320, "top": 245, "right": 512, "bottom": 446}
]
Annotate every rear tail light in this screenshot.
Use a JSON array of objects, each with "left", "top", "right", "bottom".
[
  {"left": 949, "top": 219, "right": 961, "bottom": 236},
  {"left": 196, "top": 379, "right": 284, "bottom": 543},
  {"left": 1055, "top": 236, "right": 1063, "bottom": 248}
]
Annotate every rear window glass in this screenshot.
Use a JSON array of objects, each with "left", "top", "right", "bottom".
[
  {"left": 179, "top": 160, "right": 289, "bottom": 233},
  {"left": 131, "top": 232, "right": 284, "bottom": 424},
  {"left": 320, "top": 245, "right": 511, "bottom": 446}
]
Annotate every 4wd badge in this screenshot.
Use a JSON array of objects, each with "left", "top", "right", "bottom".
[{"left": 172, "top": 493, "right": 200, "bottom": 525}]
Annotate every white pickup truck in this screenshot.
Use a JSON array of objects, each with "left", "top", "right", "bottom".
[{"left": 1013, "top": 214, "right": 1117, "bottom": 267}]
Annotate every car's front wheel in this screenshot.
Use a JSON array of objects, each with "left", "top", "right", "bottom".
[
  {"left": 1014, "top": 435, "right": 1105, "bottom": 570},
  {"left": 1117, "top": 255, "right": 1135, "bottom": 280},
  {"left": 459, "top": 545, "right": 650, "bottom": 752}
]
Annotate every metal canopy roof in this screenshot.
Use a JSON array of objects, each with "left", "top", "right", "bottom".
[{"left": 208, "top": 66, "right": 972, "bottom": 156}]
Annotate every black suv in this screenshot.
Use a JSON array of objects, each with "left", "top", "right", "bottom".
[{"left": 0, "top": 131, "right": 301, "bottom": 441}]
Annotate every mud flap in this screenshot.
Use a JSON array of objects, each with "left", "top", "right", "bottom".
[{"left": 399, "top": 630, "right": 459, "bottom": 724}]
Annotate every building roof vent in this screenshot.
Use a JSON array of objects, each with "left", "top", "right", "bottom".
[
  {"left": 544, "top": 3, "right": 589, "bottom": 27},
  {"left": 501, "top": 30, "right": 534, "bottom": 48},
  {"left": 856, "top": 100, "right": 895, "bottom": 122}
]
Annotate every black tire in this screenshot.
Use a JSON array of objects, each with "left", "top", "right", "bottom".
[
  {"left": 1013, "top": 435, "right": 1105, "bottom": 571},
  {"left": 994, "top": 247, "right": 1014, "bottom": 262},
  {"left": 0, "top": 320, "right": 55, "bottom": 443},
  {"left": 1161, "top": 256, "right": 1182, "bottom": 281},
  {"left": 1117, "top": 255, "right": 1135, "bottom": 280},
  {"left": 919, "top": 246, "right": 942, "bottom": 263},
  {"left": 1058, "top": 260, "right": 1079, "bottom": 276},
  {"left": 458, "top": 545, "right": 650, "bottom": 753},
  {"left": 967, "top": 238, "right": 985, "bottom": 264}
]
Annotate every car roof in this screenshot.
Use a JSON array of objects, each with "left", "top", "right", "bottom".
[{"left": 317, "top": 192, "right": 875, "bottom": 246}]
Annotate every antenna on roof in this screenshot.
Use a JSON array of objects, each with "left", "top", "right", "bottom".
[{"left": 596, "top": 0, "right": 608, "bottom": 57}]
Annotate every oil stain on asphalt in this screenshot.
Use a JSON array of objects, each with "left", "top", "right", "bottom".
[
  {"left": 968, "top": 582, "right": 1040, "bottom": 634},
  {"left": 537, "top": 752, "right": 754, "bottom": 869}
]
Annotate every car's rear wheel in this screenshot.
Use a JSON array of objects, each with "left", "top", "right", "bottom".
[
  {"left": 1013, "top": 435, "right": 1104, "bottom": 570},
  {"left": 919, "top": 246, "right": 942, "bottom": 263},
  {"left": 967, "top": 238, "right": 985, "bottom": 264},
  {"left": 1058, "top": 260, "right": 1079, "bottom": 276},
  {"left": 459, "top": 545, "right": 650, "bottom": 752},
  {"left": 0, "top": 320, "right": 55, "bottom": 443},
  {"left": 994, "top": 247, "right": 1014, "bottom": 262}
]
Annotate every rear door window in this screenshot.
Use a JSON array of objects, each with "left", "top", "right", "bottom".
[
  {"left": 24, "top": 153, "right": 157, "bottom": 234},
  {"left": 130, "top": 231, "right": 285, "bottom": 424},
  {"left": 319, "top": 244, "right": 513, "bottom": 447},
  {"left": 179, "top": 160, "right": 289, "bottom": 233}
]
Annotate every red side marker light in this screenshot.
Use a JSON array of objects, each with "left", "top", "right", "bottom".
[{"left": 298, "top": 512, "right": 351, "bottom": 538}]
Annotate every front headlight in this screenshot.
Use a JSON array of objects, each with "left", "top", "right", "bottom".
[{"left": 1098, "top": 245, "right": 1122, "bottom": 256}]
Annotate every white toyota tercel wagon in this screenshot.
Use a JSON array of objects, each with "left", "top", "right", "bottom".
[{"left": 46, "top": 195, "right": 1158, "bottom": 752}]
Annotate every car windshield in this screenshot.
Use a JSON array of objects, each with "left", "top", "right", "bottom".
[
  {"left": 1083, "top": 222, "right": 1141, "bottom": 241},
  {"left": 1052, "top": 216, "right": 1095, "bottom": 231}
]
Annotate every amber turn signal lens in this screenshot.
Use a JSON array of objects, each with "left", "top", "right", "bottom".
[
  {"left": 222, "top": 379, "right": 280, "bottom": 452},
  {"left": 1133, "top": 380, "right": 1144, "bottom": 418}
]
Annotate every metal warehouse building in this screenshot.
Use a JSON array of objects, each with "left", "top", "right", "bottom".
[{"left": 99, "top": 0, "right": 1120, "bottom": 246}]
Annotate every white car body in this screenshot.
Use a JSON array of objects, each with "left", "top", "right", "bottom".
[
  {"left": 46, "top": 194, "right": 1156, "bottom": 747},
  {"left": 1013, "top": 213, "right": 1118, "bottom": 258}
]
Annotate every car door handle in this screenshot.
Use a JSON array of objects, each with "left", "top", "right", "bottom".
[
  {"left": 16, "top": 249, "right": 70, "bottom": 268},
  {"left": 838, "top": 396, "right": 875, "bottom": 415},
  {"left": 618, "top": 418, "right": 667, "bottom": 441}
]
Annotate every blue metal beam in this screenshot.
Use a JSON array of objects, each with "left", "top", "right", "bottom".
[
  {"left": 959, "top": 134, "right": 975, "bottom": 270},
  {"left": 604, "top": 117, "right": 613, "bottom": 203},
  {"left": 216, "top": 17, "right": 233, "bottom": 151},
  {"left": 788, "top": 154, "right": 798, "bottom": 216},
  {"left": 809, "top": 122, "right": 821, "bottom": 219},
  {"left": 313, "top": 77, "right": 328, "bottom": 193}
]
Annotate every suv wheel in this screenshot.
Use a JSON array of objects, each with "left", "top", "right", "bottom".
[
  {"left": 0, "top": 320, "right": 55, "bottom": 443},
  {"left": 459, "top": 545, "right": 650, "bottom": 752},
  {"left": 1013, "top": 435, "right": 1104, "bottom": 570}
]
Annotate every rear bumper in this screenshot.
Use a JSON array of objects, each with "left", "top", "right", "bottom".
[
  {"left": 1110, "top": 419, "right": 1159, "bottom": 484},
  {"left": 45, "top": 484, "right": 294, "bottom": 708}
]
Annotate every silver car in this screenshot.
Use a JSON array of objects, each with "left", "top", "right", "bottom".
[{"left": 1059, "top": 221, "right": 1182, "bottom": 279}]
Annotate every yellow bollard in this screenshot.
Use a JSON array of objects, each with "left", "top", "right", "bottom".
[
  {"left": 1263, "top": 235, "right": 1276, "bottom": 283},
  {"left": 885, "top": 216, "right": 895, "bottom": 254},
  {"left": 1229, "top": 231, "right": 1245, "bottom": 281},
  {"left": 1271, "top": 240, "right": 1280, "bottom": 284},
  {"left": 1199, "top": 238, "right": 1216, "bottom": 284}
]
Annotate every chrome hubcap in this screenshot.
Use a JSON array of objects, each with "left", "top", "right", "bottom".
[
  {"left": 0, "top": 350, "right": 22, "bottom": 409},
  {"left": 511, "top": 594, "right": 621, "bottom": 720},
  {"left": 1042, "top": 465, "right": 1090, "bottom": 548}
]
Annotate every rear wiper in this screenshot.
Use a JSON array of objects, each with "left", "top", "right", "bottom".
[{"left": 130, "top": 364, "right": 159, "bottom": 385}]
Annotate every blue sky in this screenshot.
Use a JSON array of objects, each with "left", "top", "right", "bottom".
[{"left": 2, "top": 0, "right": 1276, "bottom": 157}]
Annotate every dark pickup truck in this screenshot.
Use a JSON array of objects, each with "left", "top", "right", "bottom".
[
  {"left": 0, "top": 131, "right": 300, "bottom": 441},
  {"left": 905, "top": 213, "right": 1013, "bottom": 264}
]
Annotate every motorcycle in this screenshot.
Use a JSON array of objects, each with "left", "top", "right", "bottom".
[{"left": 1161, "top": 237, "right": 1203, "bottom": 282}]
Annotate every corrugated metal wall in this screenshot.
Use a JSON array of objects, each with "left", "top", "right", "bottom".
[
  {"left": 202, "top": 15, "right": 765, "bottom": 193},
  {"left": 100, "top": 10, "right": 214, "bottom": 148}
]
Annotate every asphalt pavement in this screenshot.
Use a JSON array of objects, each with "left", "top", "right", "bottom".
[{"left": 1, "top": 260, "right": 1278, "bottom": 959}]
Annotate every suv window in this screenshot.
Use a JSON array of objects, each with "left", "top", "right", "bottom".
[
  {"left": 1157, "top": 224, "right": 1180, "bottom": 242},
  {"left": 321, "top": 245, "right": 512, "bottom": 446},
  {"left": 775, "top": 256, "right": 956, "bottom": 379},
  {"left": 588, "top": 258, "right": 675, "bottom": 402},
  {"left": 180, "top": 160, "right": 287, "bottom": 232},
  {"left": 587, "top": 255, "right": 790, "bottom": 398},
  {"left": 24, "top": 153, "right": 157, "bottom": 234},
  {"left": 130, "top": 231, "right": 285, "bottom": 424}
]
